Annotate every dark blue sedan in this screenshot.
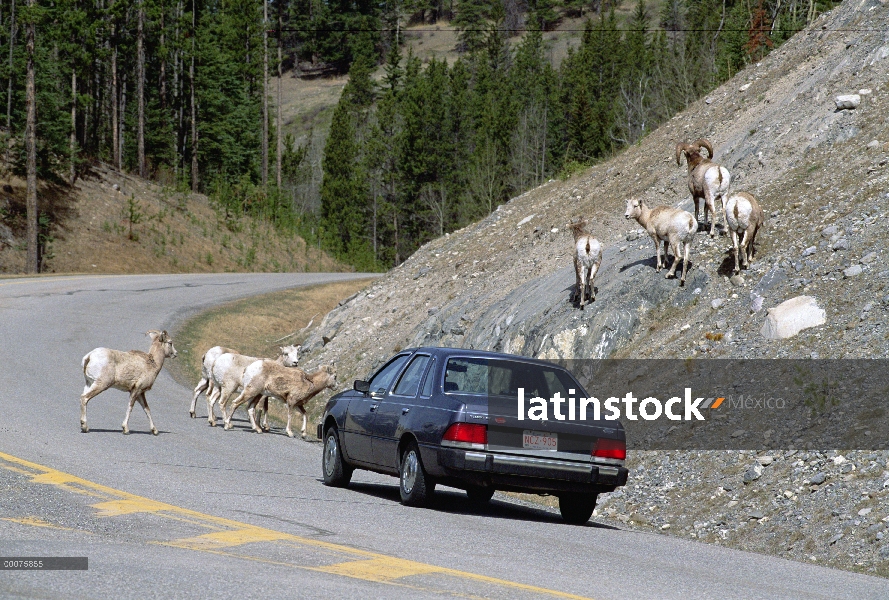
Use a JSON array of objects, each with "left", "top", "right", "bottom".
[{"left": 318, "top": 347, "right": 628, "bottom": 524}]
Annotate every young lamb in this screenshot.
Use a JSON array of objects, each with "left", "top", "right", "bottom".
[
  {"left": 205, "top": 345, "right": 300, "bottom": 427},
  {"left": 189, "top": 345, "right": 239, "bottom": 418},
  {"left": 80, "top": 330, "right": 178, "bottom": 435},
  {"left": 223, "top": 362, "right": 337, "bottom": 438},
  {"left": 676, "top": 138, "right": 731, "bottom": 238},
  {"left": 566, "top": 219, "right": 602, "bottom": 309},
  {"left": 625, "top": 197, "right": 696, "bottom": 285},
  {"left": 724, "top": 191, "right": 764, "bottom": 274}
]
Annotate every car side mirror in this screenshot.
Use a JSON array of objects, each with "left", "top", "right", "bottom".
[{"left": 354, "top": 380, "right": 370, "bottom": 393}]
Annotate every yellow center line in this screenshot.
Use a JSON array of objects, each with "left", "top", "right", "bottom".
[
  {"left": 0, "top": 451, "right": 592, "bottom": 599},
  {"left": 2, "top": 516, "right": 77, "bottom": 531}
]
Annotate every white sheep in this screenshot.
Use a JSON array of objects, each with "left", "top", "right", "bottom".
[
  {"left": 566, "top": 219, "right": 602, "bottom": 309},
  {"left": 224, "top": 362, "right": 337, "bottom": 438},
  {"left": 676, "top": 139, "right": 731, "bottom": 238},
  {"left": 724, "top": 191, "right": 764, "bottom": 273},
  {"left": 625, "top": 197, "right": 696, "bottom": 285},
  {"left": 205, "top": 345, "right": 300, "bottom": 427},
  {"left": 80, "top": 330, "right": 178, "bottom": 435},
  {"left": 189, "top": 345, "right": 239, "bottom": 418}
]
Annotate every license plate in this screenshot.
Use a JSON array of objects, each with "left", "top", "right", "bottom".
[{"left": 522, "top": 430, "right": 557, "bottom": 450}]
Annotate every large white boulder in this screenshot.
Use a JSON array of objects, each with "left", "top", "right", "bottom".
[
  {"left": 760, "top": 296, "right": 826, "bottom": 339},
  {"left": 835, "top": 94, "right": 861, "bottom": 110}
]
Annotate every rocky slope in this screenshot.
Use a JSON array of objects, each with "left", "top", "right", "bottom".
[{"left": 296, "top": 0, "right": 889, "bottom": 577}]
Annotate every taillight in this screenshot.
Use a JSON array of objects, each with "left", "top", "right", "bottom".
[
  {"left": 442, "top": 423, "right": 487, "bottom": 445},
  {"left": 593, "top": 438, "right": 626, "bottom": 460}
]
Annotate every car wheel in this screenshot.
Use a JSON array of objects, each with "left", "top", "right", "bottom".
[
  {"left": 322, "top": 426, "right": 353, "bottom": 487},
  {"left": 399, "top": 440, "right": 435, "bottom": 507},
  {"left": 558, "top": 493, "right": 597, "bottom": 525},
  {"left": 466, "top": 485, "right": 495, "bottom": 503}
]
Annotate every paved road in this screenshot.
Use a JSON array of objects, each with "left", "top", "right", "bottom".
[{"left": 1, "top": 273, "right": 887, "bottom": 599}]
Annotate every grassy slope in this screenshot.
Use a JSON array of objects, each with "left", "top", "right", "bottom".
[{"left": 0, "top": 164, "right": 345, "bottom": 274}]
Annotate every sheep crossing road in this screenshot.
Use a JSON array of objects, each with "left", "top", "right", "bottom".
[{"left": 1, "top": 274, "right": 887, "bottom": 599}]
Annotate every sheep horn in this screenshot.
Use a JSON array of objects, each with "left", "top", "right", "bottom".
[
  {"left": 693, "top": 138, "right": 714, "bottom": 158},
  {"left": 675, "top": 143, "right": 691, "bottom": 166}
]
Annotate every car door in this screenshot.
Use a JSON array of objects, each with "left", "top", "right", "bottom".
[
  {"left": 343, "top": 353, "right": 410, "bottom": 465},
  {"left": 371, "top": 354, "right": 432, "bottom": 470}
]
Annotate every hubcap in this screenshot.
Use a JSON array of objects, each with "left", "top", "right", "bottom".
[
  {"left": 324, "top": 434, "right": 338, "bottom": 477},
  {"left": 401, "top": 450, "right": 418, "bottom": 494}
]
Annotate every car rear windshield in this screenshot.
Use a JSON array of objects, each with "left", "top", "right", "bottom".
[{"left": 444, "top": 357, "right": 581, "bottom": 399}]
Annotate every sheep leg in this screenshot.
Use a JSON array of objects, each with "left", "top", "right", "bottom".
[
  {"left": 260, "top": 396, "right": 270, "bottom": 432},
  {"left": 207, "top": 386, "right": 220, "bottom": 426},
  {"left": 588, "top": 263, "right": 599, "bottom": 301},
  {"left": 572, "top": 258, "right": 582, "bottom": 305},
  {"left": 224, "top": 390, "right": 252, "bottom": 430},
  {"left": 80, "top": 382, "right": 106, "bottom": 433},
  {"left": 666, "top": 237, "right": 680, "bottom": 279},
  {"left": 705, "top": 191, "right": 717, "bottom": 237},
  {"left": 190, "top": 377, "right": 208, "bottom": 418},
  {"left": 747, "top": 225, "right": 759, "bottom": 265},
  {"left": 740, "top": 228, "right": 752, "bottom": 269},
  {"left": 731, "top": 229, "right": 741, "bottom": 273},
  {"left": 653, "top": 236, "right": 663, "bottom": 271},
  {"left": 122, "top": 392, "right": 138, "bottom": 434},
  {"left": 247, "top": 398, "right": 262, "bottom": 434},
  {"left": 299, "top": 405, "right": 308, "bottom": 439},
  {"left": 285, "top": 403, "right": 294, "bottom": 438},
  {"left": 137, "top": 392, "right": 159, "bottom": 436},
  {"left": 680, "top": 241, "right": 690, "bottom": 285},
  {"left": 579, "top": 262, "right": 588, "bottom": 309}
]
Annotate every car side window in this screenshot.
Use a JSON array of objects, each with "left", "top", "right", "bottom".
[
  {"left": 419, "top": 357, "right": 437, "bottom": 398},
  {"left": 368, "top": 354, "right": 411, "bottom": 395},
  {"left": 392, "top": 355, "right": 431, "bottom": 397}
]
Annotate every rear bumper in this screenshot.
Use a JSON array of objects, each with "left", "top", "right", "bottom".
[{"left": 438, "top": 447, "right": 628, "bottom": 493}]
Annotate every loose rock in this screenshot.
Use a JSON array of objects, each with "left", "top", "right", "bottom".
[{"left": 761, "top": 296, "right": 826, "bottom": 339}]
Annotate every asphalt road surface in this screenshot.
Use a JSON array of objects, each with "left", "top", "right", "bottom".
[{"left": 1, "top": 273, "right": 888, "bottom": 599}]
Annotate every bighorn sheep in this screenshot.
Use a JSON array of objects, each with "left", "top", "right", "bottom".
[
  {"left": 724, "top": 191, "right": 764, "bottom": 274},
  {"left": 566, "top": 219, "right": 602, "bottom": 309},
  {"left": 189, "top": 345, "right": 238, "bottom": 418},
  {"left": 223, "top": 362, "right": 337, "bottom": 438},
  {"left": 676, "top": 139, "right": 731, "bottom": 237},
  {"left": 205, "top": 345, "right": 300, "bottom": 427},
  {"left": 80, "top": 330, "right": 178, "bottom": 435},
  {"left": 625, "top": 198, "right": 696, "bottom": 285}
]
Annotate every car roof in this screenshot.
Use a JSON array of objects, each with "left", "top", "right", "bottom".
[{"left": 403, "top": 346, "right": 570, "bottom": 370}]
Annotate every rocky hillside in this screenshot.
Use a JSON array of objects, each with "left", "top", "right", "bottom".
[{"left": 295, "top": 0, "right": 889, "bottom": 577}]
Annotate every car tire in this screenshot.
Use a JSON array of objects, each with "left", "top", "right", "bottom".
[
  {"left": 322, "top": 426, "right": 353, "bottom": 487},
  {"left": 399, "top": 440, "right": 435, "bottom": 507},
  {"left": 466, "top": 485, "right": 495, "bottom": 503},
  {"left": 558, "top": 493, "right": 597, "bottom": 525}
]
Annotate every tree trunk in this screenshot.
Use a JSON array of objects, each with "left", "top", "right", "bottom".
[
  {"left": 137, "top": 0, "right": 145, "bottom": 177},
  {"left": 25, "top": 0, "right": 37, "bottom": 273},
  {"left": 159, "top": 7, "right": 166, "bottom": 110},
  {"left": 111, "top": 16, "right": 119, "bottom": 169},
  {"left": 276, "top": 0, "right": 282, "bottom": 188},
  {"left": 70, "top": 70, "right": 77, "bottom": 185},
  {"left": 190, "top": 0, "right": 197, "bottom": 192},
  {"left": 261, "top": 0, "right": 268, "bottom": 190},
  {"left": 120, "top": 71, "right": 126, "bottom": 166},
  {"left": 6, "top": 0, "right": 16, "bottom": 166}
]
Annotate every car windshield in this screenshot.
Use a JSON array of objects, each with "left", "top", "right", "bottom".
[{"left": 444, "top": 357, "right": 579, "bottom": 398}]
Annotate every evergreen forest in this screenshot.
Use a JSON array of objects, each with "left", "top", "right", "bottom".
[{"left": 0, "top": 0, "right": 839, "bottom": 272}]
